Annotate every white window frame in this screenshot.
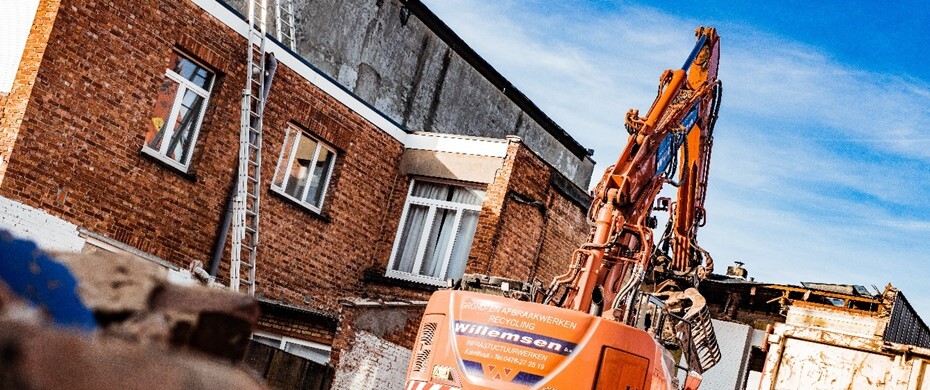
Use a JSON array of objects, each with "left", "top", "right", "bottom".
[
  {"left": 270, "top": 126, "right": 337, "bottom": 214},
  {"left": 141, "top": 55, "right": 213, "bottom": 172},
  {"left": 385, "top": 179, "right": 484, "bottom": 286},
  {"left": 251, "top": 330, "right": 332, "bottom": 364}
]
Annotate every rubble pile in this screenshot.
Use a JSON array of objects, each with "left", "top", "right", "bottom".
[{"left": 0, "top": 233, "right": 266, "bottom": 389}]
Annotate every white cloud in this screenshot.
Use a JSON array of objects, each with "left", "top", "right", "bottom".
[{"left": 422, "top": 0, "right": 930, "bottom": 317}]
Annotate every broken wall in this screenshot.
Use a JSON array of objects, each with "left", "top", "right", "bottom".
[
  {"left": 329, "top": 303, "right": 424, "bottom": 389},
  {"left": 1, "top": 2, "right": 598, "bottom": 386},
  {"left": 330, "top": 331, "right": 411, "bottom": 389}
]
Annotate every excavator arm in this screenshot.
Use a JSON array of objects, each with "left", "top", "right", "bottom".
[
  {"left": 405, "top": 27, "right": 725, "bottom": 390},
  {"left": 546, "top": 27, "right": 719, "bottom": 310},
  {"left": 544, "top": 27, "right": 722, "bottom": 372}
]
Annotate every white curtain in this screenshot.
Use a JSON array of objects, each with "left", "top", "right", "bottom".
[
  {"left": 412, "top": 181, "right": 449, "bottom": 199},
  {"left": 447, "top": 209, "right": 480, "bottom": 280},
  {"left": 392, "top": 204, "right": 427, "bottom": 273},
  {"left": 450, "top": 186, "right": 484, "bottom": 206},
  {"left": 392, "top": 182, "right": 446, "bottom": 273},
  {"left": 420, "top": 207, "right": 456, "bottom": 278},
  {"left": 392, "top": 181, "right": 485, "bottom": 280}
]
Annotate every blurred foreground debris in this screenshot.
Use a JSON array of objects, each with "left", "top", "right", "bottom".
[{"left": 0, "top": 232, "right": 265, "bottom": 389}]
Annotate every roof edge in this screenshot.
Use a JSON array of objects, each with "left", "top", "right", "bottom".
[{"left": 400, "top": 0, "right": 592, "bottom": 161}]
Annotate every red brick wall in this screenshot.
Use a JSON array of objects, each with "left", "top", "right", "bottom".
[
  {"left": 466, "top": 141, "right": 590, "bottom": 283},
  {"left": 361, "top": 139, "right": 590, "bottom": 297},
  {"left": 0, "top": 0, "right": 61, "bottom": 186},
  {"left": 1, "top": 0, "right": 593, "bottom": 363},
  {"left": 329, "top": 304, "right": 424, "bottom": 369},
  {"left": 255, "top": 304, "right": 336, "bottom": 345},
  {"left": 0, "top": 0, "right": 403, "bottom": 316},
  {"left": 463, "top": 141, "right": 516, "bottom": 275},
  {"left": 535, "top": 187, "right": 591, "bottom": 285}
]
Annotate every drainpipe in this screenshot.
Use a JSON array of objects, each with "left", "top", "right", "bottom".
[
  {"left": 209, "top": 53, "right": 279, "bottom": 275},
  {"left": 509, "top": 190, "right": 549, "bottom": 282}
]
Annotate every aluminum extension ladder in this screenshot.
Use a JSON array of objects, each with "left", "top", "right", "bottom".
[
  {"left": 230, "top": 0, "right": 295, "bottom": 295},
  {"left": 275, "top": 0, "right": 297, "bottom": 50}
]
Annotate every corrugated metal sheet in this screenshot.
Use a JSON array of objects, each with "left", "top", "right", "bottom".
[
  {"left": 884, "top": 291, "right": 930, "bottom": 348},
  {"left": 698, "top": 320, "right": 753, "bottom": 390}
]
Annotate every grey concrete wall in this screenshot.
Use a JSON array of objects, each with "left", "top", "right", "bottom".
[{"left": 224, "top": 0, "right": 595, "bottom": 189}]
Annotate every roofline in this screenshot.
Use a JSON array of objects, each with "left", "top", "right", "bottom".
[
  {"left": 257, "top": 297, "right": 339, "bottom": 320},
  {"left": 400, "top": 0, "right": 593, "bottom": 161}
]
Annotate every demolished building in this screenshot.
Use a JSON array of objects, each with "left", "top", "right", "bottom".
[
  {"left": 0, "top": 0, "right": 596, "bottom": 387},
  {"left": 695, "top": 263, "right": 930, "bottom": 389},
  {"left": 759, "top": 285, "right": 930, "bottom": 389}
]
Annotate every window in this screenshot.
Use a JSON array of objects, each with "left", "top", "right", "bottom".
[
  {"left": 386, "top": 180, "right": 485, "bottom": 285},
  {"left": 271, "top": 126, "right": 337, "bottom": 213},
  {"left": 251, "top": 331, "right": 331, "bottom": 364},
  {"left": 142, "top": 52, "right": 214, "bottom": 171}
]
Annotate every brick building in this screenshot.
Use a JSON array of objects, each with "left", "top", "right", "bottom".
[{"left": 0, "top": 0, "right": 596, "bottom": 386}]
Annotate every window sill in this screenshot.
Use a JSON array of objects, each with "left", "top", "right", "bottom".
[
  {"left": 269, "top": 186, "right": 331, "bottom": 223},
  {"left": 139, "top": 147, "right": 197, "bottom": 182},
  {"left": 362, "top": 267, "right": 442, "bottom": 292}
]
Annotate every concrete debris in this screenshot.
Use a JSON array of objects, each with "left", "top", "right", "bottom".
[
  {"left": 0, "top": 320, "right": 264, "bottom": 390},
  {"left": 0, "top": 238, "right": 266, "bottom": 389},
  {"left": 53, "top": 250, "right": 260, "bottom": 360},
  {"left": 0, "top": 278, "right": 44, "bottom": 325},
  {"left": 54, "top": 250, "right": 167, "bottom": 314}
]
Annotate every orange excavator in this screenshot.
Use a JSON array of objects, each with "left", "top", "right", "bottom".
[{"left": 405, "top": 27, "right": 722, "bottom": 390}]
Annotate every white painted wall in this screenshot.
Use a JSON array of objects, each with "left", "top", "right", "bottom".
[
  {"left": 0, "top": 0, "right": 41, "bottom": 92},
  {"left": 330, "top": 330, "right": 411, "bottom": 390},
  {"left": 0, "top": 195, "right": 84, "bottom": 252}
]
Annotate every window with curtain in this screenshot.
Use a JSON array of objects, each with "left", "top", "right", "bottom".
[{"left": 386, "top": 179, "right": 485, "bottom": 285}]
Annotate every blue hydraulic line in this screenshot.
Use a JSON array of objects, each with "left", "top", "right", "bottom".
[{"left": 681, "top": 34, "right": 708, "bottom": 71}]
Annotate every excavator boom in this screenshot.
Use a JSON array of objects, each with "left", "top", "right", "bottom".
[{"left": 406, "top": 27, "right": 723, "bottom": 390}]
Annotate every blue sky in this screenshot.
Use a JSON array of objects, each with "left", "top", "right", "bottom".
[{"left": 422, "top": 0, "right": 930, "bottom": 316}]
